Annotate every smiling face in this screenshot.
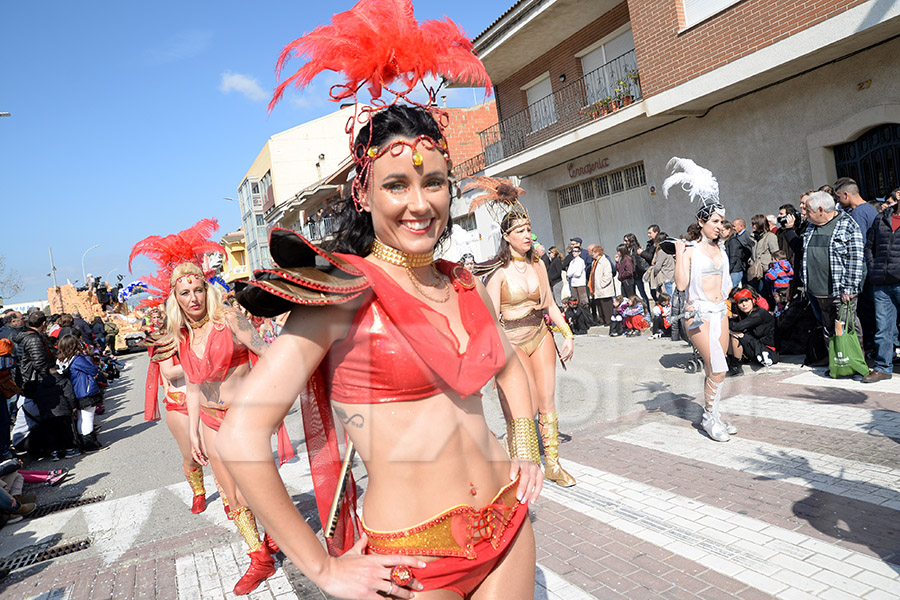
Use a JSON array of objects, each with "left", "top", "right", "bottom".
[
  {"left": 503, "top": 220, "right": 533, "bottom": 256},
  {"left": 699, "top": 213, "right": 725, "bottom": 240},
  {"left": 173, "top": 276, "right": 208, "bottom": 323},
  {"left": 361, "top": 138, "right": 450, "bottom": 256}
]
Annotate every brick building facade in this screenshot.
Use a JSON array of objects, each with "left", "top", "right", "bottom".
[{"left": 469, "top": 0, "right": 900, "bottom": 255}]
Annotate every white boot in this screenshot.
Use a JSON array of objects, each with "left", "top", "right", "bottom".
[{"left": 702, "top": 377, "right": 731, "bottom": 442}]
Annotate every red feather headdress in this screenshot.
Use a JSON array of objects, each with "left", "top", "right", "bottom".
[
  {"left": 128, "top": 218, "right": 225, "bottom": 308},
  {"left": 269, "top": 0, "right": 491, "bottom": 109},
  {"left": 269, "top": 0, "right": 492, "bottom": 209}
]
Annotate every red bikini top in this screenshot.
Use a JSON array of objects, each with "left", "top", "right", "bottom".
[
  {"left": 179, "top": 322, "right": 251, "bottom": 385},
  {"left": 322, "top": 256, "right": 505, "bottom": 404}
]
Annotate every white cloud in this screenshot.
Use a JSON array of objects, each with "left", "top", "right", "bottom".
[
  {"left": 145, "top": 30, "right": 212, "bottom": 65},
  {"left": 219, "top": 71, "right": 268, "bottom": 102}
]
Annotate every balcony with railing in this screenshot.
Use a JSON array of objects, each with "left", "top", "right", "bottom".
[
  {"left": 297, "top": 216, "right": 337, "bottom": 242},
  {"left": 479, "top": 50, "right": 640, "bottom": 168}
]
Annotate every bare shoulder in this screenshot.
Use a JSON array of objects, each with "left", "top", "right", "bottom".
[{"left": 280, "top": 293, "right": 365, "bottom": 346}]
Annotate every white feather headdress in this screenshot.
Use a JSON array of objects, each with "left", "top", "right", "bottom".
[{"left": 662, "top": 157, "right": 724, "bottom": 220}]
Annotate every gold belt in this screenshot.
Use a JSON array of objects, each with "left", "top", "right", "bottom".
[
  {"left": 501, "top": 309, "right": 544, "bottom": 331},
  {"left": 363, "top": 478, "right": 520, "bottom": 558}
]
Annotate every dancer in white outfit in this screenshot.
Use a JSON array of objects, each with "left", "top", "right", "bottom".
[{"left": 666, "top": 158, "right": 735, "bottom": 442}]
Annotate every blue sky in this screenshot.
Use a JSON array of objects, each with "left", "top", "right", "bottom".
[{"left": 0, "top": 0, "right": 512, "bottom": 304}]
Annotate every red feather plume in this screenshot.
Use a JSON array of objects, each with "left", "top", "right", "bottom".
[
  {"left": 269, "top": 0, "right": 491, "bottom": 111},
  {"left": 128, "top": 218, "right": 223, "bottom": 274},
  {"left": 128, "top": 218, "right": 225, "bottom": 304}
]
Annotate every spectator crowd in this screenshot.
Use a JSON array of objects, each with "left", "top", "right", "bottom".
[
  {"left": 0, "top": 305, "right": 133, "bottom": 541},
  {"left": 555, "top": 178, "right": 900, "bottom": 383}
]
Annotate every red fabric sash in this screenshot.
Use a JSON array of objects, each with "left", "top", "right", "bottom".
[
  {"left": 144, "top": 347, "right": 162, "bottom": 421},
  {"left": 304, "top": 255, "right": 505, "bottom": 556}
]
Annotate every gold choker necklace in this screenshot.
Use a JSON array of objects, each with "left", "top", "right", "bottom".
[
  {"left": 371, "top": 239, "right": 434, "bottom": 268},
  {"left": 511, "top": 254, "right": 528, "bottom": 262},
  {"left": 188, "top": 315, "right": 209, "bottom": 329},
  {"left": 370, "top": 239, "right": 448, "bottom": 302}
]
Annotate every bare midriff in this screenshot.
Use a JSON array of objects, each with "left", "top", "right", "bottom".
[
  {"left": 334, "top": 391, "right": 512, "bottom": 542},
  {"left": 198, "top": 362, "right": 251, "bottom": 411}
]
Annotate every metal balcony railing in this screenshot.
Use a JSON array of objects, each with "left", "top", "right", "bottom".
[
  {"left": 479, "top": 50, "right": 641, "bottom": 167},
  {"left": 453, "top": 153, "right": 487, "bottom": 179},
  {"left": 298, "top": 216, "right": 337, "bottom": 242}
]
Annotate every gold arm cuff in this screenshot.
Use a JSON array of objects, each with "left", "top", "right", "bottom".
[
  {"left": 559, "top": 323, "right": 574, "bottom": 339},
  {"left": 507, "top": 418, "right": 541, "bottom": 464}
]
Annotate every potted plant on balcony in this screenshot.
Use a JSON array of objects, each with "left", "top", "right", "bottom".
[
  {"left": 581, "top": 99, "right": 604, "bottom": 120},
  {"left": 626, "top": 66, "right": 640, "bottom": 93},
  {"left": 615, "top": 78, "right": 633, "bottom": 107}
]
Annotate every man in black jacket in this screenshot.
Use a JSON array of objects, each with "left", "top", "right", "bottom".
[
  {"left": 862, "top": 205, "right": 900, "bottom": 383},
  {"left": 71, "top": 311, "right": 95, "bottom": 347},
  {"left": 14, "top": 312, "right": 54, "bottom": 387}
]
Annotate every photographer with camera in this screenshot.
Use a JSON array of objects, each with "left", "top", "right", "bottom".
[{"left": 776, "top": 202, "right": 804, "bottom": 265}]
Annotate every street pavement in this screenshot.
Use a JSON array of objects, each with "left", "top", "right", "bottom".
[{"left": 0, "top": 330, "right": 898, "bottom": 600}]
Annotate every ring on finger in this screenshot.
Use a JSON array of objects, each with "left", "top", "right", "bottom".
[{"left": 388, "top": 583, "right": 393, "bottom": 596}]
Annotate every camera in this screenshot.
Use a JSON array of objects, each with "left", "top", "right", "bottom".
[{"left": 777, "top": 208, "right": 799, "bottom": 228}]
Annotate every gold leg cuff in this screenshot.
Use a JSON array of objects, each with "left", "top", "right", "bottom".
[
  {"left": 183, "top": 466, "right": 206, "bottom": 497},
  {"left": 231, "top": 506, "right": 263, "bottom": 552}
]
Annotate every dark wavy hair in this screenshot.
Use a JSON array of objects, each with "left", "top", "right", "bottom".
[
  {"left": 494, "top": 211, "right": 533, "bottom": 267},
  {"left": 326, "top": 104, "right": 453, "bottom": 256}
]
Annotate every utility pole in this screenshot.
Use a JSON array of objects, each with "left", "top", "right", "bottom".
[{"left": 49, "top": 247, "right": 63, "bottom": 311}]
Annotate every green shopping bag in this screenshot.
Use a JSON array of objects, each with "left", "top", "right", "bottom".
[{"left": 828, "top": 302, "right": 868, "bottom": 378}]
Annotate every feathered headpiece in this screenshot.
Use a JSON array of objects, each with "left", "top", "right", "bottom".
[
  {"left": 662, "top": 157, "right": 724, "bottom": 221},
  {"left": 269, "top": 0, "right": 492, "bottom": 209},
  {"left": 128, "top": 218, "right": 225, "bottom": 308},
  {"left": 462, "top": 176, "right": 528, "bottom": 233}
]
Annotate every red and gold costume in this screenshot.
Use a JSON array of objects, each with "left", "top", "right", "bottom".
[
  {"left": 144, "top": 329, "right": 206, "bottom": 514},
  {"left": 240, "top": 229, "right": 530, "bottom": 593},
  {"left": 178, "top": 317, "right": 291, "bottom": 596}
]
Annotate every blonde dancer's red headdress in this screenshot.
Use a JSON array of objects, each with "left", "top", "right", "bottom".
[
  {"left": 128, "top": 218, "right": 225, "bottom": 308},
  {"left": 269, "top": 0, "right": 492, "bottom": 208}
]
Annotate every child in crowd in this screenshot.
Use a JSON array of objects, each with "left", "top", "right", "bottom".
[
  {"left": 564, "top": 297, "right": 593, "bottom": 335},
  {"left": 610, "top": 295, "right": 628, "bottom": 337},
  {"left": 765, "top": 250, "right": 793, "bottom": 291},
  {"left": 771, "top": 290, "right": 789, "bottom": 318},
  {"left": 623, "top": 295, "right": 649, "bottom": 337},
  {"left": 651, "top": 292, "right": 672, "bottom": 338}
]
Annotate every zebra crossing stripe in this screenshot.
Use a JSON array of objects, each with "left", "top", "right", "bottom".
[
  {"left": 540, "top": 459, "right": 900, "bottom": 598},
  {"left": 535, "top": 564, "right": 597, "bottom": 599},
  {"left": 781, "top": 368, "right": 900, "bottom": 394},
  {"left": 607, "top": 422, "right": 900, "bottom": 509},
  {"left": 727, "top": 394, "right": 900, "bottom": 438}
]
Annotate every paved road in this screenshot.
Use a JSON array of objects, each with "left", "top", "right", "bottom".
[{"left": 0, "top": 332, "right": 898, "bottom": 599}]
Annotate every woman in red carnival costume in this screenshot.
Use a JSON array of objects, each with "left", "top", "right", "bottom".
[
  {"left": 131, "top": 222, "right": 293, "bottom": 596},
  {"left": 171, "top": 262, "right": 297, "bottom": 596},
  {"left": 143, "top": 306, "right": 208, "bottom": 515},
  {"left": 130, "top": 220, "right": 226, "bottom": 516},
  {"left": 468, "top": 178, "right": 577, "bottom": 487},
  {"left": 218, "top": 1, "right": 544, "bottom": 598}
]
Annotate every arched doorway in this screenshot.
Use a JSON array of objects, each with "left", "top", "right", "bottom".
[{"left": 834, "top": 123, "right": 900, "bottom": 200}]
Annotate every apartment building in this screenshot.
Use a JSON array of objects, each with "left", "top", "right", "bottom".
[
  {"left": 236, "top": 106, "right": 355, "bottom": 270},
  {"left": 472, "top": 0, "right": 900, "bottom": 249},
  {"left": 219, "top": 229, "right": 249, "bottom": 285}
]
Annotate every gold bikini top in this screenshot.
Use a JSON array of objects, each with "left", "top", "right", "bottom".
[{"left": 500, "top": 275, "right": 542, "bottom": 312}]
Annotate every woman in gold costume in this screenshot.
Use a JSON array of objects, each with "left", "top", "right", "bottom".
[{"left": 475, "top": 179, "right": 576, "bottom": 487}]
